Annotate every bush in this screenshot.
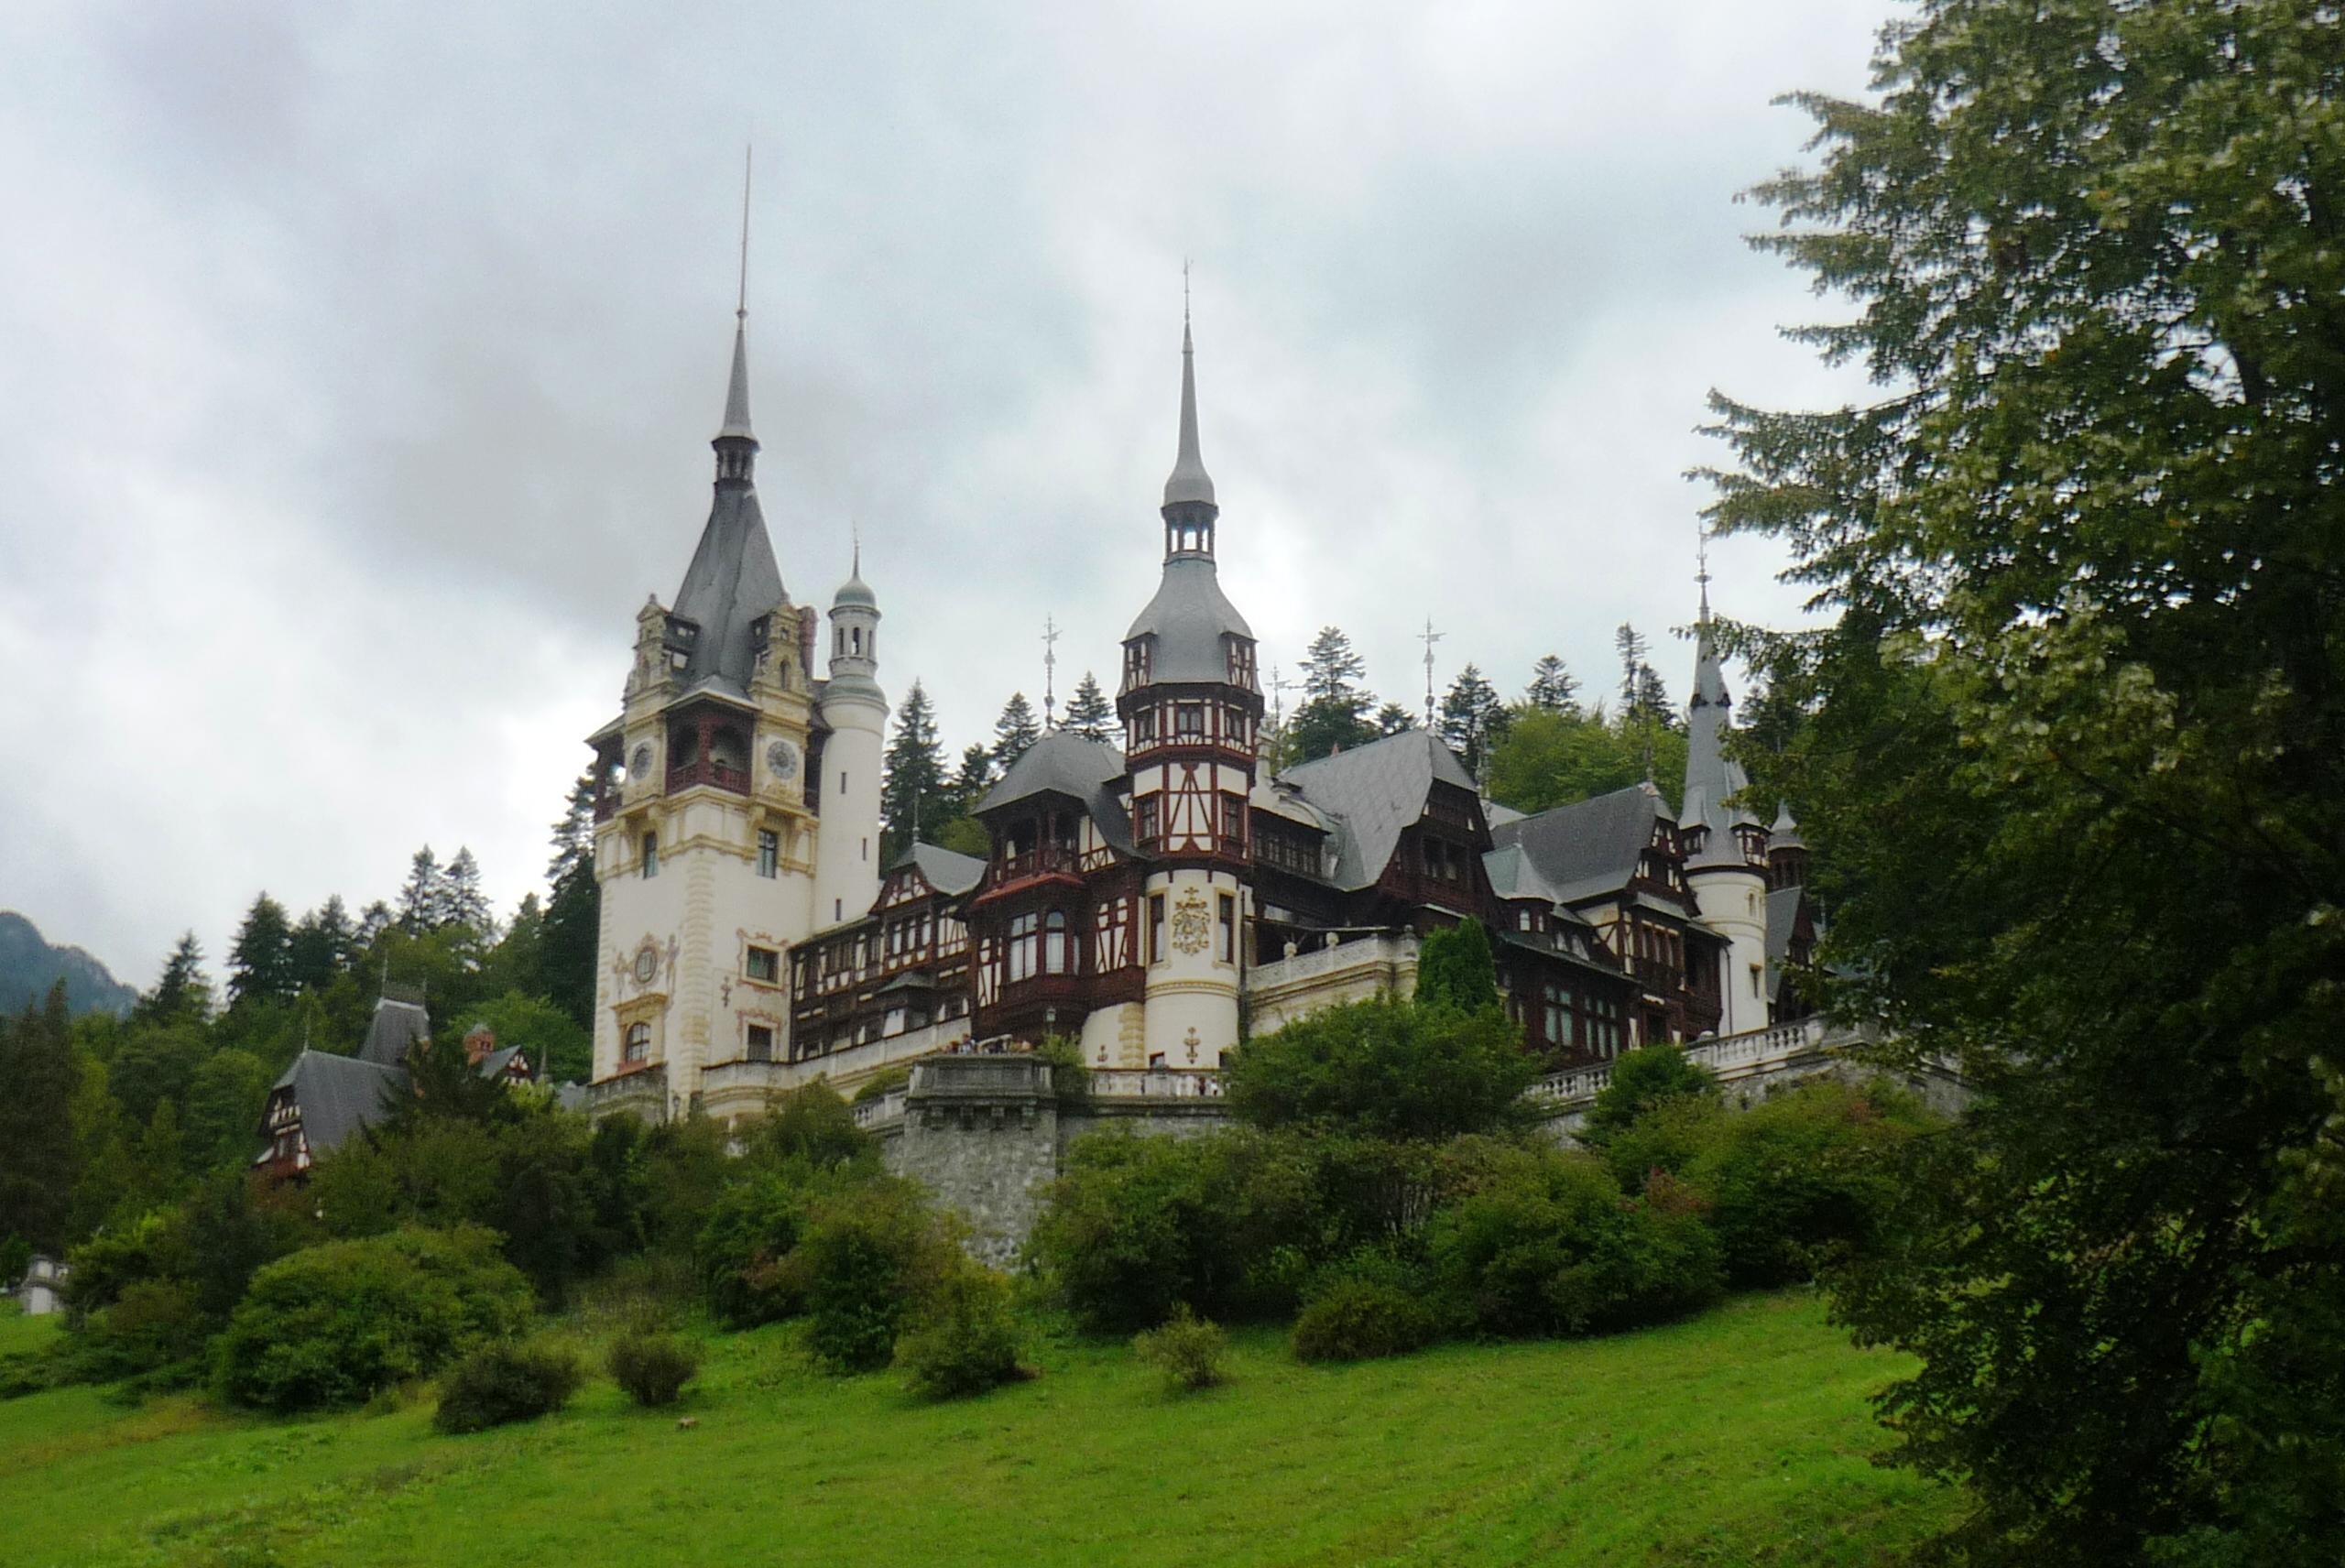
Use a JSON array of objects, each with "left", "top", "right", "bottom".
[
  {"left": 1581, "top": 1044, "right": 1718, "bottom": 1145},
  {"left": 696, "top": 1171, "right": 814, "bottom": 1328},
  {"left": 1133, "top": 1305, "right": 1228, "bottom": 1392},
  {"left": 1600, "top": 1094, "right": 1731, "bottom": 1196},
  {"left": 213, "top": 1225, "right": 533, "bottom": 1412},
  {"left": 740, "top": 1083, "right": 869, "bottom": 1171},
  {"left": 780, "top": 1179, "right": 954, "bottom": 1372},
  {"left": 1685, "top": 1078, "right": 1932, "bottom": 1286},
  {"left": 1224, "top": 996, "right": 1540, "bottom": 1141},
  {"left": 607, "top": 1330, "right": 701, "bottom": 1408},
  {"left": 433, "top": 1341, "right": 582, "bottom": 1433},
  {"left": 1292, "top": 1278, "right": 1438, "bottom": 1363},
  {"left": 73, "top": 1278, "right": 210, "bottom": 1387},
  {"left": 1424, "top": 1143, "right": 1722, "bottom": 1338},
  {"left": 896, "top": 1263, "right": 1026, "bottom": 1399},
  {"left": 1030, "top": 1128, "right": 1319, "bottom": 1332}
]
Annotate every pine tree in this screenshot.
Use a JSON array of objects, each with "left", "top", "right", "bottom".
[
  {"left": 442, "top": 847, "right": 494, "bottom": 936},
  {"left": 135, "top": 932, "right": 212, "bottom": 1025},
  {"left": 1614, "top": 624, "right": 1651, "bottom": 712},
  {"left": 226, "top": 894, "right": 296, "bottom": 1007},
  {"left": 0, "top": 984, "right": 77, "bottom": 1251},
  {"left": 288, "top": 895, "right": 355, "bottom": 993},
  {"left": 880, "top": 681, "right": 950, "bottom": 860},
  {"left": 1063, "top": 671, "right": 1115, "bottom": 743},
  {"left": 539, "top": 781, "right": 601, "bottom": 1033},
  {"left": 354, "top": 900, "right": 393, "bottom": 950},
  {"left": 1286, "top": 626, "right": 1378, "bottom": 762},
  {"left": 397, "top": 846, "right": 445, "bottom": 932},
  {"left": 991, "top": 692, "right": 1042, "bottom": 770},
  {"left": 1440, "top": 665, "right": 1511, "bottom": 774},
  {"left": 1630, "top": 664, "right": 1676, "bottom": 730},
  {"left": 1373, "top": 702, "right": 1418, "bottom": 735},
  {"left": 950, "top": 745, "right": 994, "bottom": 814},
  {"left": 1526, "top": 655, "right": 1580, "bottom": 715}
]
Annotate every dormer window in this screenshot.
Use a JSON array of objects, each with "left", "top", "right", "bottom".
[
  {"left": 1132, "top": 706, "right": 1159, "bottom": 746},
  {"left": 1125, "top": 639, "right": 1153, "bottom": 687}
]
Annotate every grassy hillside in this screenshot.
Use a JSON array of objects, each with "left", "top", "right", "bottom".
[{"left": 0, "top": 1291, "right": 1955, "bottom": 1566}]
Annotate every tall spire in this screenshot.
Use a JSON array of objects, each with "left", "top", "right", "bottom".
[
  {"left": 714, "top": 148, "right": 758, "bottom": 473},
  {"left": 1162, "top": 261, "right": 1216, "bottom": 510}
]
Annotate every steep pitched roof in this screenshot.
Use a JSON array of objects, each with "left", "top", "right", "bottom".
[
  {"left": 1490, "top": 781, "right": 1665, "bottom": 905},
  {"left": 477, "top": 1044, "right": 531, "bottom": 1083},
  {"left": 978, "top": 731, "right": 1125, "bottom": 814},
  {"left": 1765, "top": 884, "right": 1805, "bottom": 971},
  {"left": 899, "top": 842, "right": 986, "bottom": 896},
  {"left": 269, "top": 1051, "right": 408, "bottom": 1157},
  {"left": 672, "top": 484, "right": 786, "bottom": 691},
  {"left": 357, "top": 995, "right": 430, "bottom": 1068},
  {"left": 1123, "top": 557, "right": 1252, "bottom": 682},
  {"left": 1275, "top": 729, "right": 1477, "bottom": 891}
]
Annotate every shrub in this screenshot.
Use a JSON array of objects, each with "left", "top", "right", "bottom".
[
  {"left": 74, "top": 1278, "right": 210, "bottom": 1387},
  {"left": 1600, "top": 1094, "right": 1731, "bottom": 1195},
  {"left": 1414, "top": 918, "right": 1500, "bottom": 1013},
  {"left": 696, "top": 1171, "right": 814, "bottom": 1328},
  {"left": 1030, "top": 1128, "right": 1318, "bottom": 1332},
  {"left": 1223, "top": 996, "right": 1538, "bottom": 1141},
  {"left": 213, "top": 1225, "right": 532, "bottom": 1412},
  {"left": 1424, "top": 1143, "right": 1722, "bottom": 1338},
  {"left": 896, "top": 1263, "right": 1026, "bottom": 1399},
  {"left": 1292, "top": 1278, "right": 1438, "bottom": 1363},
  {"left": 741, "top": 1083, "right": 869, "bottom": 1171},
  {"left": 1133, "top": 1305, "right": 1228, "bottom": 1392},
  {"left": 1581, "top": 1044, "right": 1718, "bottom": 1145},
  {"left": 433, "top": 1341, "right": 582, "bottom": 1433},
  {"left": 607, "top": 1330, "right": 701, "bottom": 1408},
  {"left": 1686, "top": 1077, "right": 1932, "bottom": 1286},
  {"left": 780, "top": 1179, "right": 953, "bottom": 1372}
]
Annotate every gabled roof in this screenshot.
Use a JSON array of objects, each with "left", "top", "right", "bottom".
[
  {"left": 357, "top": 995, "right": 430, "bottom": 1068},
  {"left": 1765, "top": 884, "right": 1806, "bottom": 972},
  {"left": 477, "top": 1044, "right": 532, "bottom": 1083},
  {"left": 267, "top": 1051, "right": 408, "bottom": 1158},
  {"left": 1490, "top": 781, "right": 1667, "bottom": 905},
  {"left": 896, "top": 842, "right": 986, "bottom": 896},
  {"left": 978, "top": 731, "right": 1125, "bottom": 814},
  {"left": 1275, "top": 729, "right": 1477, "bottom": 891}
]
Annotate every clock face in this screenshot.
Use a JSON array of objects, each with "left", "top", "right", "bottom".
[
  {"left": 765, "top": 738, "right": 801, "bottom": 780},
  {"left": 630, "top": 743, "right": 653, "bottom": 780},
  {"left": 633, "top": 945, "right": 659, "bottom": 985}
]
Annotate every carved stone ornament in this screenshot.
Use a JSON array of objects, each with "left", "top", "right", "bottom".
[{"left": 1169, "top": 888, "right": 1212, "bottom": 955}]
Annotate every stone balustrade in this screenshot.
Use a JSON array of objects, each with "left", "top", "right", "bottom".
[
  {"left": 1088, "top": 1067, "right": 1223, "bottom": 1100},
  {"left": 1245, "top": 931, "right": 1417, "bottom": 992}
]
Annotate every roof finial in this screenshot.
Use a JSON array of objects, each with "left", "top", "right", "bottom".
[
  {"left": 1696, "top": 518, "right": 1712, "bottom": 626},
  {"left": 1418, "top": 616, "right": 1445, "bottom": 729},
  {"left": 1042, "top": 615, "right": 1061, "bottom": 729},
  {"left": 714, "top": 147, "right": 758, "bottom": 457},
  {"left": 737, "top": 146, "right": 751, "bottom": 321},
  {"left": 1162, "top": 265, "right": 1216, "bottom": 509},
  {"left": 852, "top": 517, "right": 861, "bottom": 578}
]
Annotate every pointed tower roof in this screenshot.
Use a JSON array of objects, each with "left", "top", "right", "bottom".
[
  {"left": 1162, "top": 312, "right": 1216, "bottom": 508},
  {"left": 834, "top": 537, "right": 876, "bottom": 610},
  {"left": 718, "top": 311, "right": 755, "bottom": 441},
  {"left": 1682, "top": 576, "right": 1762, "bottom": 868}
]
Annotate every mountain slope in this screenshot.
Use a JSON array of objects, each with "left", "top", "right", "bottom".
[{"left": 0, "top": 911, "right": 136, "bottom": 1017}]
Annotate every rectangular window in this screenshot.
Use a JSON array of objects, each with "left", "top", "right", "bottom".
[
  {"left": 746, "top": 1024, "right": 773, "bottom": 1062},
  {"left": 1008, "top": 912, "right": 1037, "bottom": 983},
  {"left": 1135, "top": 795, "right": 1161, "bottom": 845},
  {"left": 1149, "top": 893, "right": 1167, "bottom": 964},
  {"left": 746, "top": 945, "right": 780, "bottom": 984},
  {"left": 757, "top": 829, "right": 778, "bottom": 877},
  {"left": 1132, "top": 706, "right": 1158, "bottom": 745},
  {"left": 1216, "top": 893, "right": 1236, "bottom": 964},
  {"left": 641, "top": 833, "right": 659, "bottom": 878},
  {"left": 1175, "top": 702, "right": 1205, "bottom": 739},
  {"left": 1222, "top": 793, "right": 1248, "bottom": 848}
]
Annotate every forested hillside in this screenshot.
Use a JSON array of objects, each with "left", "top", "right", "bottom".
[{"left": 0, "top": 912, "right": 134, "bottom": 1018}]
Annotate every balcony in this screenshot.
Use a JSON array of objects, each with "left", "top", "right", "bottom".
[
  {"left": 991, "top": 846, "right": 1081, "bottom": 886},
  {"left": 667, "top": 757, "right": 750, "bottom": 795},
  {"left": 586, "top": 1062, "right": 669, "bottom": 1120}
]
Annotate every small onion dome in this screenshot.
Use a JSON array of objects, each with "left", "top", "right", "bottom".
[
  {"left": 833, "top": 570, "right": 877, "bottom": 610},
  {"left": 1769, "top": 803, "right": 1806, "bottom": 851}
]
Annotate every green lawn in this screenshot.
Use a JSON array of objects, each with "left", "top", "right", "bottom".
[{"left": 0, "top": 1290, "right": 1956, "bottom": 1567}]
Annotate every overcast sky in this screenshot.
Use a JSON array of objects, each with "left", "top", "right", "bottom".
[{"left": 0, "top": 0, "right": 1891, "bottom": 987}]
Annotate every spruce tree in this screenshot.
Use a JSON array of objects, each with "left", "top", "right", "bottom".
[
  {"left": 1300, "top": 626, "right": 1367, "bottom": 704},
  {"left": 539, "top": 777, "right": 601, "bottom": 1032},
  {"left": 227, "top": 894, "right": 295, "bottom": 1007},
  {"left": 1526, "top": 654, "right": 1579, "bottom": 715},
  {"left": 1062, "top": 671, "right": 1115, "bottom": 743},
  {"left": 442, "top": 847, "right": 494, "bottom": 935},
  {"left": 397, "top": 846, "right": 445, "bottom": 932},
  {"left": 136, "top": 932, "right": 212, "bottom": 1025},
  {"left": 950, "top": 745, "right": 994, "bottom": 814},
  {"left": 0, "top": 984, "right": 77, "bottom": 1251},
  {"left": 1439, "top": 665, "right": 1511, "bottom": 774},
  {"left": 1373, "top": 702, "right": 1418, "bottom": 735},
  {"left": 353, "top": 900, "right": 393, "bottom": 951},
  {"left": 1613, "top": 624, "right": 1652, "bottom": 712},
  {"left": 880, "top": 681, "right": 950, "bottom": 859},
  {"left": 288, "top": 895, "right": 355, "bottom": 992},
  {"left": 991, "top": 692, "right": 1042, "bottom": 770},
  {"left": 1286, "top": 626, "right": 1378, "bottom": 762}
]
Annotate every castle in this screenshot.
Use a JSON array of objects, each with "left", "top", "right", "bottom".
[{"left": 584, "top": 303, "right": 1816, "bottom": 1127}]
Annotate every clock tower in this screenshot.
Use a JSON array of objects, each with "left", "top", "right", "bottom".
[{"left": 585, "top": 303, "right": 829, "bottom": 1112}]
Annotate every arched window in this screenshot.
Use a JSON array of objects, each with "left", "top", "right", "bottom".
[
  {"left": 1042, "top": 909, "right": 1070, "bottom": 975},
  {"left": 624, "top": 1022, "right": 650, "bottom": 1064},
  {"left": 851, "top": 627, "right": 864, "bottom": 655}
]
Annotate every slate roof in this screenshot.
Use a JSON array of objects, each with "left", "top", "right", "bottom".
[
  {"left": 477, "top": 1044, "right": 531, "bottom": 1083},
  {"left": 1765, "top": 885, "right": 1805, "bottom": 972},
  {"left": 1123, "top": 557, "right": 1252, "bottom": 683},
  {"left": 1489, "top": 781, "right": 1666, "bottom": 905},
  {"left": 357, "top": 996, "right": 430, "bottom": 1068},
  {"left": 976, "top": 732, "right": 1136, "bottom": 855},
  {"left": 1275, "top": 729, "right": 1478, "bottom": 890},
  {"left": 268, "top": 1051, "right": 408, "bottom": 1158},
  {"left": 672, "top": 484, "right": 786, "bottom": 691},
  {"left": 898, "top": 842, "right": 986, "bottom": 896}
]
